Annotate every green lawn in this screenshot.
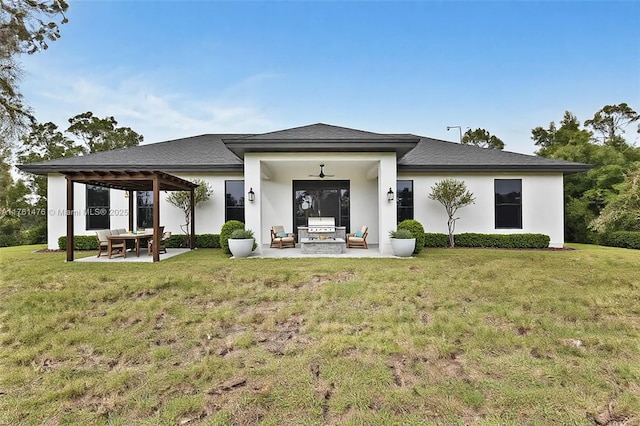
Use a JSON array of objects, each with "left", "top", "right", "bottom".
[{"left": 0, "top": 244, "right": 638, "bottom": 425}]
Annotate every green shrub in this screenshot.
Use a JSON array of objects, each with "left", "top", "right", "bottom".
[
  {"left": 389, "top": 229, "right": 414, "bottom": 239},
  {"left": 230, "top": 228, "right": 254, "bottom": 239},
  {"left": 58, "top": 235, "right": 100, "bottom": 250},
  {"left": 420, "top": 233, "right": 550, "bottom": 249},
  {"left": 423, "top": 233, "right": 449, "bottom": 248},
  {"left": 220, "top": 220, "right": 246, "bottom": 254},
  {"left": 397, "top": 219, "right": 425, "bottom": 254},
  {"left": 166, "top": 234, "right": 189, "bottom": 248},
  {"left": 196, "top": 233, "right": 220, "bottom": 248},
  {"left": 599, "top": 231, "right": 640, "bottom": 250},
  {"left": 59, "top": 233, "right": 221, "bottom": 250},
  {"left": 23, "top": 222, "right": 47, "bottom": 245}
]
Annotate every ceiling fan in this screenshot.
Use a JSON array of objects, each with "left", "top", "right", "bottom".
[{"left": 309, "top": 164, "right": 335, "bottom": 179}]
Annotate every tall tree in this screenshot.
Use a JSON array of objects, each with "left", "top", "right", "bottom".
[
  {"left": 428, "top": 178, "right": 475, "bottom": 248},
  {"left": 461, "top": 128, "right": 505, "bottom": 149},
  {"left": 0, "top": 0, "right": 68, "bottom": 135},
  {"left": 66, "top": 111, "right": 143, "bottom": 153},
  {"left": 584, "top": 103, "right": 640, "bottom": 147},
  {"left": 533, "top": 106, "right": 640, "bottom": 242},
  {"left": 17, "top": 121, "right": 82, "bottom": 204},
  {"left": 589, "top": 163, "right": 640, "bottom": 233}
]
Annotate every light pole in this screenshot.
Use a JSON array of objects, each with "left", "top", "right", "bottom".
[{"left": 446, "top": 126, "right": 463, "bottom": 143}]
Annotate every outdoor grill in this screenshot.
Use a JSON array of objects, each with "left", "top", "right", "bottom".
[{"left": 307, "top": 217, "right": 336, "bottom": 235}]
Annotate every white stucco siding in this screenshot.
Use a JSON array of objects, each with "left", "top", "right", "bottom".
[{"left": 404, "top": 173, "right": 565, "bottom": 247}]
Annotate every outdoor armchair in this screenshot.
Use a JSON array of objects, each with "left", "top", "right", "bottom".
[
  {"left": 270, "top": 225, "right": 296, "bottom": 249},
  {"left": 346, "top": 226, "right": 368, "bottom": 249}
]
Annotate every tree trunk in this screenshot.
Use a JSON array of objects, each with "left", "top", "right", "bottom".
[{"left": 447, "top": 216, "right": 455, "bottom": 248}]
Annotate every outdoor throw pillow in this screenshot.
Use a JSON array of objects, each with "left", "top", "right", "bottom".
[
  {"left": 355, "top": 231, "right": 363, "bottom": 238},
  {"left": 276, "top": 231, "right": 287, "bottom": 238}
]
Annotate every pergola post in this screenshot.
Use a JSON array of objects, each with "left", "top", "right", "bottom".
[
  {"left": 128, "top": 190, "right": 134, "bottom": 232},
  {"left": 152, "top": 176, "right": 160, "bottom": 262},
  {"left": 190, "top": 188, "right": 195, "bottom": 249},
  {"left": 66, "top": 176, "right": 74, "bottom": 262}
]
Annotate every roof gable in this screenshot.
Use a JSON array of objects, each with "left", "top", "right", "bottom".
[
  {"left": 228, "top": 123, "right": 408, "bottom": 141},
  {"left": 222, "top": 123, "right": 420, "bottom": 158}
]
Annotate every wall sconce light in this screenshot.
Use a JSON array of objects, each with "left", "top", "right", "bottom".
[
  {"left": 387, "top": 187, "right": 395, "bottom": 202},
  {"left": 248, "top": 187, "right": 255, "bottom": 202}
]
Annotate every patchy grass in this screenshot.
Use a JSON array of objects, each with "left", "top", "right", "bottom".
[{"left": 0, "top": 244, "right": 639, "bottom": 425}]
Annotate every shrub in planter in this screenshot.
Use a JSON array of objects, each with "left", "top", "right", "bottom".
[
  {"left": 389, "top": 229, "right": 416, "bottom": 257},
  {"left": 228, "top": 228, "right": 256, "bottom": 258},
  {"left": 220, "top": 220, "right": 246, "bottom": 254},
  {"left": 397, "top": 219, "right": 425, "bottom": 254}
]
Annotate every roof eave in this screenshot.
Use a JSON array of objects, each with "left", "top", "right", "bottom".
[
  {"left": 18, "top": 164, "right": 244, "bottom": 175},
  {"left": 224, "top": 141, "right": 420, "bottom": 158},
  {"left": 397, "top": 164, "right": 593, "bottom": 174}
]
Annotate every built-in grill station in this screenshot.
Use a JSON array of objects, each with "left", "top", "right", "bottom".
[
  {"left": 297, "top": 217, "right": 347, "bottom": 254},
  {"left": 307, "top": 217, "right": 336, "bottom": 239}
]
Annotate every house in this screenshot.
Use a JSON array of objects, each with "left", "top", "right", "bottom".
[{"left": 19, "top": 123, "right": 590, "bottom": 255}]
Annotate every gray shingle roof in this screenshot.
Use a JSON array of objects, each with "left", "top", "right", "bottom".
[
  {"left": 20, "top": 134, "right": 247, "bottom": 173},
  {"left": 226, "top": 123, "right": 417, "bottom": 141},
  {"left": 18, "top": 124, "right": 591, "bottom": 175},
  {"left": 399, "top": 136, "right": 591, "bottom": 173}
]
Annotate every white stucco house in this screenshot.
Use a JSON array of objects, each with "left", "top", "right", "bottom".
[{"left": 19, "top": 123, "right": 590, "bottom": 255}]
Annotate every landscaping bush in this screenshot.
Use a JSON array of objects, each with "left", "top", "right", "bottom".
[
  {"left": 423, "top": 233, "right": 449, "bottom": 248},
  {"left": 397, "top": 219, "right": 426, "bottom": 254},
  {"left": 421, "top": 233, "right": 550, "bottom": 249},
  {"left": 58, "top": 235, "right": 100, "bottom": 250},
  {"left": 196, "top": 233, "right": 220, "bottom": 248},
  {"left": 58, "top": 233, "right": 221, "bottom": 250},
  {"left": 598, "top": 231, "right": 640, "bottom": 250},
  {"left": 220, "top": 220, "right": 246, "bottom": 254},
  {"left": 455, "top": 233, "right": 550, "bottom": 248}
]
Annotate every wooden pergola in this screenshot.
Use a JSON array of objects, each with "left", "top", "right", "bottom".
[{"left": 62, "top": 170, "right": 200, "bottom": 262}]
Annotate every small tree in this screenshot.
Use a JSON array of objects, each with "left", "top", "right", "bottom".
[
  {"left": 166, "top": 179, "right": 213, "bottom": 241},
  {"left": 428, "top": 179, "right": 475, "bottom": 248}
]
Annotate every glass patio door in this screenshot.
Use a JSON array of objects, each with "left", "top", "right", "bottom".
[{"left": 293, "top": 180, "right": 350, "bottom": 233}]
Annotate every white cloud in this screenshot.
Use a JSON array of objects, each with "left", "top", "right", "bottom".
[{"left": 20, "top": 61, "right": 276, "bottom": 143}]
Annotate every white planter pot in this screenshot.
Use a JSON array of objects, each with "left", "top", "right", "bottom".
[
  {"left": 228, "top": 238, "right": 254, "bottom": 258},
  {"left": 390, "top": 238, "right": 416, "bottom": 257}
]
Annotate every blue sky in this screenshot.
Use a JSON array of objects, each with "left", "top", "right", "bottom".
[{"left": 20, "top": 0, "right": 640, "bottom": 154}]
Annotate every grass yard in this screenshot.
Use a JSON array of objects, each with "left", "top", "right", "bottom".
[{"left": 0, "top": 244, "right": 639, "bottom": 425}]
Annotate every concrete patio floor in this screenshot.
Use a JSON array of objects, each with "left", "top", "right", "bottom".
[
  {"left": 76, "top": 248, "right": 191, "bottom": 262},
  {"left": 73, "top": 245, "right": 412, "bottom": 261},
  {"left": 241, "top": 244, "right": 410, "bottom": 259}
]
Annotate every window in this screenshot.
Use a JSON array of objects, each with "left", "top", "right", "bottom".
[
  {"left": 86, "top": 185, "right": 110, "bottom": 229},
  {"left": 136, "top": 191, "right": 153, "bottom": 229},
  {"left": 225, "top": 180, "right": 245, "bottom": 222},
  {"left": 495, "top": 179, "right": 522, "bottom": 229},
  {"left": 397, "top": 180, "right": 414, "bottom": 223}
]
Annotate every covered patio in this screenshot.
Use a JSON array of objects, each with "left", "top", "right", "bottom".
[{"left": 62, "top": 170, "right": 200, "bottom": 262}]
